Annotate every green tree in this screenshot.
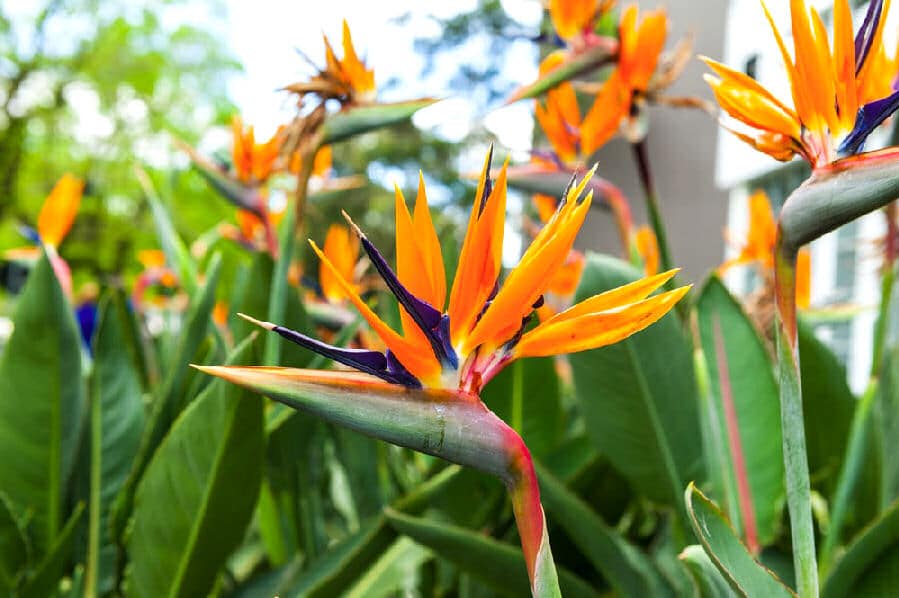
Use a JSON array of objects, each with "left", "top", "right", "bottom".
[{"left": 0, "top": 0, "right": 239, "bottom": 284}]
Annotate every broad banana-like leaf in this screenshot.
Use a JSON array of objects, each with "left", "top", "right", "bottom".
[
  {"left": 685, "top": 484, "right": 795, "bottom": 597},
  {"left": 696, "top": 276, "right": 784, "bottom": 547},
  {"left": 125, "top": 336, "right": 263, "bottom": 598},
  {"left": 321, "top": 99, "right": 440, "bottom": 145},
  {"left": 136, "top": 167, "right": 198, "bottom": 296},
  {"left": 383, "top": 508, "right": 596, "bottom": 598},
  {"left": 0, "top": 253, "right": 84, "bottom": 556},
  {"left": 822, "top": 500, "right": 899, "bottom": 597},
  {"left": 507, "top": 41, "right": 618, "bottom": 103},
  {"left": 110, "top": 254, "right": 222, "bottom": 541}
]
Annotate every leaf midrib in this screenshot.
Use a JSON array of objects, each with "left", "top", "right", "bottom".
[{"left": 624, "top": 334, "right": 684, "bottom": 507}]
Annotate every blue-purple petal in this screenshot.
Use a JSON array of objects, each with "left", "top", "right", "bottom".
[
  {"left": 854, "top": 0, "right": 883, "bottom": 74},
  {"left": 272, "top": 323, "right": 393, "bottom": 376},
  {"left": 839, "top": 89, "right": 899, "bottom": 155},
  {"left": 17, "top": 224, "right": 41, "bottom": 245},
  {"left": 354, "top": 230, "right": 458, "bottom": 367}
]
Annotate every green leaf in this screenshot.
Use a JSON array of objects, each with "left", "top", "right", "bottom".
[
  {"left": 506, "top": 42, "right": 616, "bottom": 103},
  {"left": 822, "top": 500, "right": 899, "bottom": 597},
  {"left": 877, "top": 347, "right": 899, "bottom": 505},
  {"left": 569, "top": 253, "right": 702, "bottom": 506},
  {"left": 262, "top": 467, "right": 464, "bottom": 597},
  {"left": 0, "top": 494, "right": 27, "bottom": 591},
  {"left": 321, "top": 99, "right": 440, "bottom": 145},
  {"left": 285, "top": 517, "right": 397, "bottom": 598},
  {"left": 384, "top": 508, "right": 596, "bottom": 598},
  {"left": 137, "top": 166, "right": 198, "bottom": 296},
  {"left": 679, "top": 545, "right": 736, "bottom": 598},
  {"left": 85, "top": 293, "right": 145, "bottom": 596},
  {"left": 797, "top": 320, "right": 854, "bottom": 490},
  {"left": 535, "top": 461, "right": 668, "bottom": 597},
  {"left": 20, "top": 503, "right": 85, "bottom": 598},
  {"left": 124, "top": 336, "right": 264, "bottom": 598},
  {"left": 482, "top": 358, "right": 562, "bottom": 458},
  {"left": 344, "top": 537, "right": 432, "bottom": 598},
  {"left": 696, "top": 276, "right": 784, "bottom": 546},
  {"left": 685, "top": 484, "right": 795, "bottom": 597},
  {"left": 110, "top": 254, "right": 222, "bottom": 540},
  {"left": 0, "top": 254, "right": 84, "bottom": 555}
]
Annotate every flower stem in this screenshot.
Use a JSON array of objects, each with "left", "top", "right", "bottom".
[
  {"left": 503, "top": 429, "right": 561, "bottom": 598},
  {"left": 263, "top": 145, "right": 316, "bottom": 365},
  {"left": 773, "top": 239, "right": 818, "bottom": 598},
  {"left": 631, "top": 139, "right": 674, "bottom": 274}
]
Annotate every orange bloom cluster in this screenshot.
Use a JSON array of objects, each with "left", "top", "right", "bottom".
[
  {"left": 243, "top": 151, "right": 689, "bottom": 392},
  {"left": 721, "top": 191, "right": 811, "bottom": 309},
  {"left": 703, "top": 0, "right": 899, "bottom": 168}
]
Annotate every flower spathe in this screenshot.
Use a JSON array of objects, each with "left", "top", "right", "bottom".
[
  {"left": 236, "top": 149, "right": 689, "bottom": 393},
  {"left": 702, "top": 0, "right": 899, "bottom": 168}
]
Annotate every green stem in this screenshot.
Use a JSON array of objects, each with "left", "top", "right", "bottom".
[
  {"left": 631, "top": 139, "right": 674, "bottom": 274},
  {"left": 773, "top": 241, "right": 818, "bottom": 598},
  {"left": 819, "top": 379, "right": 878, "bottom": 575},
  {"left": 263, "top": 146, "right": 316, "bottom": 365}
]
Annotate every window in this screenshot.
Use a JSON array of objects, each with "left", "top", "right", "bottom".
[
  {"left": 817, "top": 320, "right": 854, "bottom": 372},
  {"left": 832, "top": 221, "right": 858, "bottom": 303}
]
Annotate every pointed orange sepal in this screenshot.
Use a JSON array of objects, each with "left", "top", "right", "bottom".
[{"left": 37, "top": 174, "right": 84, "bottom": 247}]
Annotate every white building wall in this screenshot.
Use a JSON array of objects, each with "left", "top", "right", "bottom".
[{"left": 718, "top": 0, "right": 896, "bottom": 394}]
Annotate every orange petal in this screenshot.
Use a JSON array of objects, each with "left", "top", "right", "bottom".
[
  {"left": 759, "top": 0, "right": 815, "bottom": 133},
  {"left": 634, "top": 225, "right": 659, "bottom": 276},
  {"left": 137, "top": 249, "right": 166, "bottom": 269},
  {"left": 533, "top": 194, "right": 559, "bottom": 224},
  {"left": 745, "top": 190, "right": 777, "bottom": 266},
  {"left": 465, "top": 186, "right": 592, "bottom": 352},
  {"left": 313, "top": 145, "right": 333, "bottom": 178},
  {"left": 540, "top": 268, "right": 677, "bottom": 326},
  {"left": 857, "top": 0, "right": 895, "bottom": 104},
  {"left": 320, "top": 224, "right": 359, "bottom": 302},
  {"left": 394, "top": 182, "right": 433, "bottom": 342},
  {"left": 547, "top": 250, "right": 585, "bottom": 297},
  {"left": 310, "top": 240, "right": 440, "bottom": 384},
  {"left": 37, "top": 174, "right": 84, "bottom": 247},
  {"left": 789, "top": 0, "right": 836, "bottom": 135},
  {"left": 340, "top": 20, "right": 376, "bottom": 97},
  {"left": 832, "top": 0, "right": 858, "bottom": 134},
  {"left": 550, "top": 0, "right": 598, "bottom": 41},
  {"left": 447, "top": 154, "right": 508, "bottom": 346},
  {"left": 581, "top": 70, "right": 630, "bottom": 155},
  {"left": 412, "top": 173, "right": 446, "bottom": 308},
  {"left": 513, "top": 285, "right": 690, "bottom": 358},
  {"left": 623, "top": 7, "right": 667, "bottom": 90}
]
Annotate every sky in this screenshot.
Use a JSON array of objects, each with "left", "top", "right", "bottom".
[
  {"left": 223, "top": 0, "right": 542, "bottom": 155},
  {"left": 221, "top": 0, "right": 547, "bottom": 262}
]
